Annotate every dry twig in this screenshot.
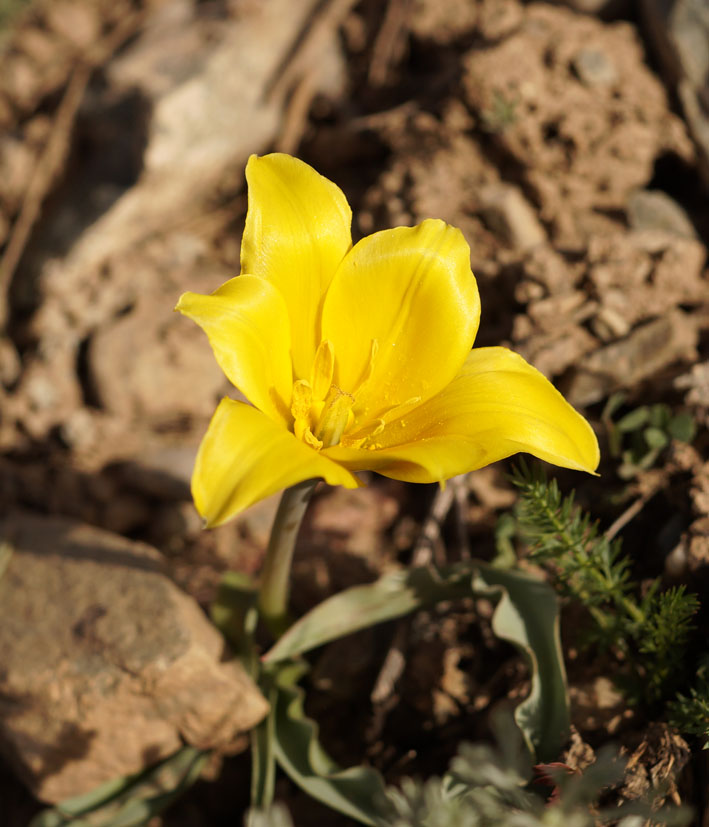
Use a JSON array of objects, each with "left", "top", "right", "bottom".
[
  {"left": 368, "top": 0, "right": 411, "bottom": 86},
  {"left": 0, "top": 10, "right": 144, "bottom": 331}
]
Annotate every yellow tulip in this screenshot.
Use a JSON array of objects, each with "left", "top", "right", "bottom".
[{"left": 177, "top": 154, "right": 599, "bottom": 527}]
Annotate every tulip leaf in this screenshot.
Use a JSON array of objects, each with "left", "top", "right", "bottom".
[
  {"left": 29, "top": 746, "right": 207, "bottom": 827},
  {"left": 269, "top": 661, "right": 388, "bottom": 826},
  {"left": 263, "top": 560, "right": 568, "bottom": 760},
  {"left": 262, "top": 564, "right": 475, "bottom": 664},
  {"left": 211, "top": 569, "right": 261, "bottom": 681},
  {"left": 251, "top": 678, "right": 279, "bottom": 810},
  {"left": 471, "top": 566, "right": 569, "bottom": 761}
]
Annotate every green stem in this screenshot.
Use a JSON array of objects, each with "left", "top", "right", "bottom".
[{"left": 258, "top": 480, "right": 317, "bottom": 636}]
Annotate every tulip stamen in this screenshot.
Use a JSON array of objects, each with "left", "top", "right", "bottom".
[{"left": 314, "top": 385, "right": 355, "bottom": 449}]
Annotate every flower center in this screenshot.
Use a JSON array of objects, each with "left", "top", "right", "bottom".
[
  {"left": 290, "top": 379, "right": 355, "bottom": 450},
  {"left": 314, "top": 385, "right": 355, "bottom": 448},
  {"left": 290, "top": 339, "right": 359, "bottom": 450},
  {"left": 289, "top": 338, "right": 385, "bottom": 451}
]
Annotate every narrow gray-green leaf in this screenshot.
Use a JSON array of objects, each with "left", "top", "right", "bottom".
[
  {"left": 263, "top": 564, "right": 475, "bottom": 664},
  {"left": 29, "top": 747, "right": 206, "bottom": 827},
  {"left": 272, "top": 662, "right": 388, "bottom": 826},
  {"left": 251, "top": 681, "right": 279, "bottom": 810},
  {"left": 471, "top": 564, "right": 569, "bottom": 761},
  {"left": 263, "top": 560, "right": 568, "bottom": 760}
]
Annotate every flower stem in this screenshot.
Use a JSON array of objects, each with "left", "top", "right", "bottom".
[{"left": 258, "top": 480, "right": 317, "bottom": 637}]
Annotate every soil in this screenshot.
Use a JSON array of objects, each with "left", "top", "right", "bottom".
[{"left": 0, "top": 0, "right": 708, "bottom": 825}]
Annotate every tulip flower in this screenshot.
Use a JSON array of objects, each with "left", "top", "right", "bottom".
[{"left": 177, "top": 153, "right": 598, "bottom": 530}]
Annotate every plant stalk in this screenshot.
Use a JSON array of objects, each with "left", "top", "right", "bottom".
[{"left": 258, "top": 479, "right": 317, "bottom": 636}]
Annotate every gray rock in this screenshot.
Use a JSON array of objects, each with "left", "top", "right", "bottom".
[
  {"left": 640, "top": 0, "right": 709, "bottom": 188},
  {"left": 627, "top": 189, "right": 697, "bottom": 237},
  {"left": 573, "top": 48, "right": 618, "bottom": 87},
  {"left": 565, "top": 310, "right": 698, "bottom": 405},
  {"left": 0, "top": 513, "right": 268, "bottom": 803},
  {"left": 477, "top": 183, "right": 546, "bottom": 250}
]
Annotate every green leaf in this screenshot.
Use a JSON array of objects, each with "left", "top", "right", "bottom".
[
  {"left": 649, "top": 403, "right": 671, "bottom": 429},
  {"left": 668, "top": 412, "right": 696, "bottom": 443},
  {"left": 251, "top": 679, "right": 279, "bottom": 810},
  {"left": 210, "top": 570, "right": 259, "bottom": 674},
  {"left": 270, "top": 661, "right": 388, "bottom": 826},
  {"left": 246, "top": 802, "right": 295, "bottom": 827},
  {"left": 615, "top": 406, "right": 649, "bottom": 432},
  {"left": 262, "top": 565, "right": 474, "bottom": 664},
  {"left": 601, "top": 391, "right": 627, "bottom": 421},
  {"left": 29, "top": 747, "right": 207, "bottom": 827},
  {"left": 643, "top": 426, "right": 669, "bottom": 450},
  {"left": 263, "top": 561, "right": 568, "bottom": 760},
  {"left": 493, "top": 513, "right": 518, "bottom": 569},
  {"left": 471, "top": 566, "right": 569, "bottom": 760}
]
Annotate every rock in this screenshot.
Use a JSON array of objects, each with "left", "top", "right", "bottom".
[
  {"left": 87, "top": 289, "right": 228, "bottom": 421},
  {"left": 626, "top": 189, "right": 697, "bottom": 237},
  {"left": 477, "top": 183, "right": 546, "bottom": 249},
  {"left": 0, "top": 135, "right": 36, "bottom": 212},
  {"left": 14, "top": 0, "right": 344, "bottom": 446},
  {"left": 557, "top": 0, "right": 630, "bottom": 15},
  {"left": 565, "top": 311, "right": 699, "bottom": 405},
  {"left": 463, "top": 3, "right": 694, "bottom": 246},
  {"left": 110, "top": 443, "right": 201, "bottom": 501},
  {"left": 0, "top": 513, "right": 268, "bottom": 803},
  {"left": 585, "top": 230, "right": 707, "bottom": 329},
  {"left": 675, "top": 360, "right": 709, "bottom": 408},
  {"left": 640, "top": 0, "right": 709, "bottom": 188},
  {"left": 0, "top": 337, "right": 21, "bottom": 387},
  {"left": 43, "top": 0, "right": 102, "bottom": 49},
  {"left": 573, "top": 48, "right": 618, "bottom": 87}
]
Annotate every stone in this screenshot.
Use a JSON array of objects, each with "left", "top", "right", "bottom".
[
  {"left": 573, "top": 48, "right": 618, "bottom": 87},
  {"left": 0, "top": 337, "right": 21, "bottom": 388},
  {"left": 0, "top": 135, "right": 36, "bottom": 212},
  {"left": 626, "top": 189, "right": 697, "bottom": 237},
  {"left": 44, "top": 0, "right": 102, "bottom": 49},
  {"left": 463, "top": 3, "right": 694, "bottom": 246},
  {"left": 477, "top": 183, "right": 546, "bottom": 249},
  {"left": 0, "top": 513, "right": 268, "bottom": 803},
  {"left": 640, "top": 0, "right": 709, "bottom": 188},
  {"left": 87, "top": 290, "right": 228, "bottom": 421},
  {"left": 565, "top": 311, "right": 699, "bottom": 406},
  {"left": 15, "top": 0, "right": 344, "bottom": 446},
  {"left": 110, "top": 443, "right": 200, "bottom": 501}
]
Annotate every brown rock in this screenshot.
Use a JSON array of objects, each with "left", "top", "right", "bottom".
[
  {"left": 44, "top": 0, "right": 102, "bottom": 49},
  {"left": 565, "top": 311, "right": 699, "bottom": 405},
  {"left": 640, "top": 0, "right": 709, "bottom": 188},
  {"left": 626, "top": 189, "right": 697, "bottom": 238},
  {"left": 0, "top": 135, "right": 36, "bottom": 212},
  {"left": 462, "top": 4, "right": 693, "bottom": 246},
  {"left": 88, "top": 291, "right": 228, "bottom": 421},
  {"left": 0, "top": 513, "right": 268, "bottom": 803},
  {"left": 477, "top": 183, "right": 546, "bottom": 249}
]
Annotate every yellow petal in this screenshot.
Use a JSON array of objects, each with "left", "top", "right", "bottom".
[
  {"left": 176, "top": 275, "right": 293, "bottom": 423},
  {"left": 324, "top": 347, "right": 599, "bottom": 481},
  {"left": 241, "top": 154, "right": 352, "bottom": 378},
  {"left": 193, "top": 398, "right": 361, "bottom": 527},
  {"left": 321, "top": 219, "right": 479, "bottom": 423}
]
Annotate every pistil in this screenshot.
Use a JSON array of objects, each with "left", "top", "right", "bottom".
[{"left": 314, "top": 385, "right": 355, "bottom": 448}]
